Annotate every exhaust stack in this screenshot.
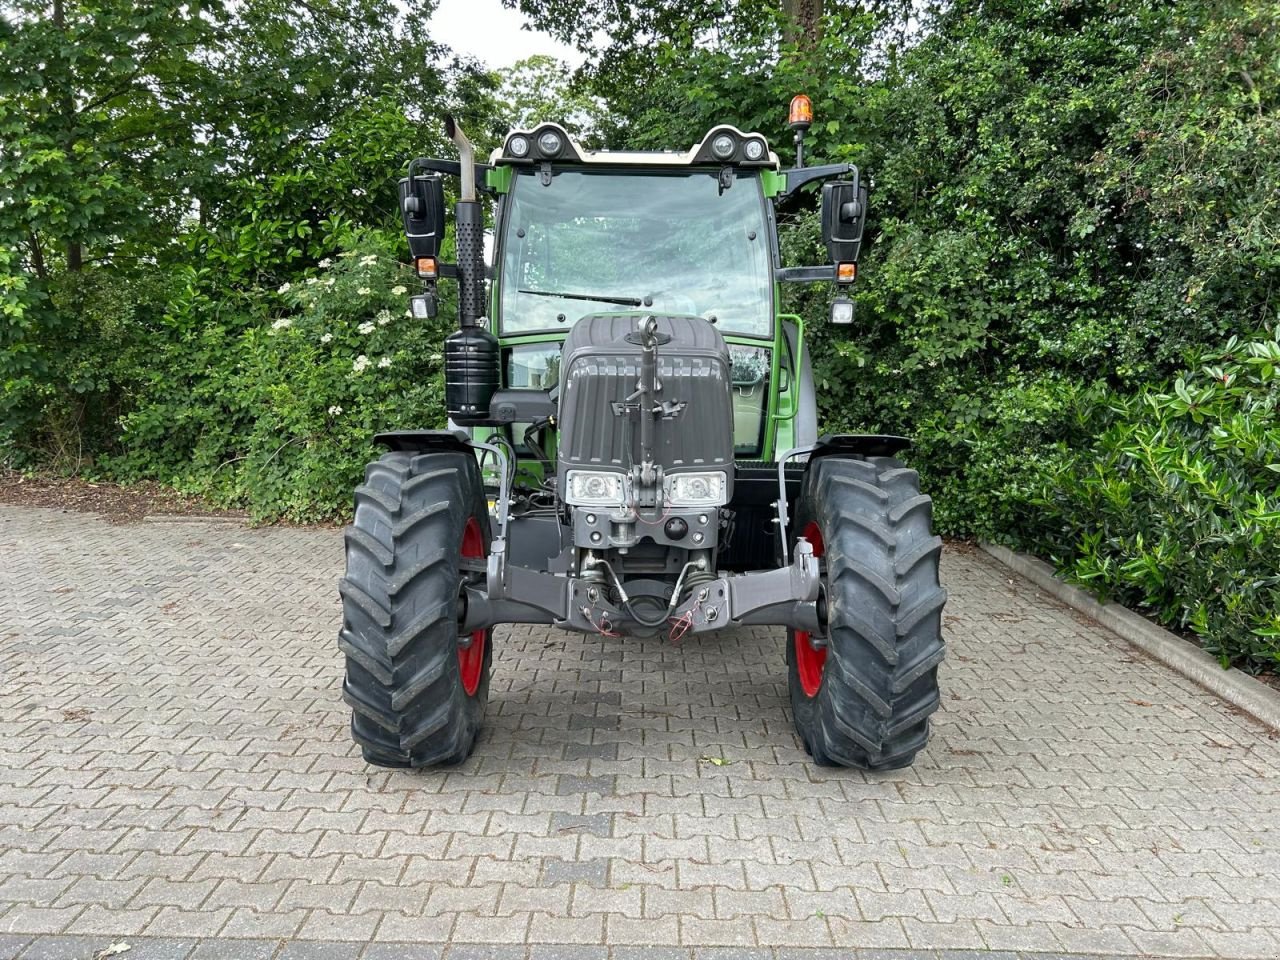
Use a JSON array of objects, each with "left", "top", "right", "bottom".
[
  {"left": 442, "top": 116, "right": 500, "bottom": 422},
  {"left": 445, "top": 116, "right": 486, "bottom": 329}
]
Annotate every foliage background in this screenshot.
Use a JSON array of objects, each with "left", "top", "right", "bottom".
[{"left": 2, "top": 0, "right": 1277, "bottom": 669}]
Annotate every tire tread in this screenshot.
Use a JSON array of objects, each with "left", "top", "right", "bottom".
[
  {"left": 787, "top": 455, "right": 946, "bottom": 770},
  {"left": 339, "top": 450, "right": 491, "bottom": 768}
]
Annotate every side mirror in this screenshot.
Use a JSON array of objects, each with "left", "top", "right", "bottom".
[
  {"left": 399, "top": 174, "right": 445, "bottom": 260},
  {"left": 821, "top": 176, "right": 867, "bottom": 266}
]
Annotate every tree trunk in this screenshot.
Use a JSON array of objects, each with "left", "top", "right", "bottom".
[
  {"left": 782, "top": 0, "right": 824, "bottom": 50},
  {"left": 28, "top": 232, "right": 48, "bottom": 280}
]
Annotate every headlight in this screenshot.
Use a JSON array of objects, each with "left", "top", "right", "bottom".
[
  {"left": 830, "top": 297, "right": 854, "bottom": 325},
  {"left": 508, "top": 135, "right": 530, "bottom": 158},
  {"left": 537, "top": 130, "right": 563, "bottom": 157},
  {"left": 711, "top": 134, "right": 736, "bottom": 160},
  {"left": 409, "top": 294, "right": 436, "bottom": 319},
  {"left": 666, "top": 471, "right": 728, "bottom": 506},
  {"left": 743, "top": 138, "right": 765, "bottom": 161},
  {"left": 565, "top": 470, "right": 626, "bottom": 506}
]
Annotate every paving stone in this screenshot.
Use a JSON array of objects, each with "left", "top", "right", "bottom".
[
  {"left": 295, "top": 912, "right": 379, "bottom": 942},
  {"left": 555, "top": 776, "right": 615, "bottom": 797},
  {"left": 607, "top": 915, "right": 680, "bottom": 947},
  {"left": 2, "top": 505, "right": 1278, "bottom": 960},
  {"left": 527, "top": 912, "right": 604, "bottom": 944},
  {"left": 219, "top": 909, "right": 306, "bottom": 940},
  {"left": 539, "top": 859, "right": 609, "bottom": 887},
  {"left": 17, "top": 937, "right": 118, "bottom": 960},
  {"left": 549, "top": 813, "right": 612, "bottom": 837},
  {"left": 442, "top": 946, "right": 527, "bottom": 960},
  {"left": 563, "top": 743, "right": 619, "bottom": 762},
  {"left": 611, "top": 949, "right": 690, "bottom": 960},
  {"left": 679, "top": 917, "right": 756, "bottom": 948},
  {"left": 188, "top": 940, "right": 280, "bottom": 960},
  {"left": 568, "top": 714, "right": 621, "bottom": 730},
  {"left": 359, "top": 945, "right": 444, "bottom": 960},
  {"left": 275, "top": 943, "right": 364, "bottom": 960},
  {"left": 108, "top": 938, "right": 199, "bottom": 960},
  {"left": 527, "top": 947, "right": 609, "bottom": 960},
  {"left": 1, "top": 905, "right": 79, "bottom": 936}
]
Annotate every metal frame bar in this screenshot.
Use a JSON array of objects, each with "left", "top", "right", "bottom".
[{"left": 773, "top": 443, "right": 819, "bottom": 563}]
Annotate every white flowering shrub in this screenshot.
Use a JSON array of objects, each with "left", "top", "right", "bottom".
[
  {"left": 241, "top": 232, "right": 451, "bottom": 519},
  {"left": 112, "top": 229, "right": 452, "bottom": 521}
]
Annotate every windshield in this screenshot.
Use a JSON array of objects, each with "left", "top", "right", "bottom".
[{"left": 498, "top": 169, "right": 773, "bottom": 336}]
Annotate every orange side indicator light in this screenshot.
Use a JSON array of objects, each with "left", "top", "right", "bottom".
[
  {"left": 415, "top": 256, "right": 438, "bottom": 279},
  {"left": 836, "top": 262, "right": 857, "bottom": 283}
]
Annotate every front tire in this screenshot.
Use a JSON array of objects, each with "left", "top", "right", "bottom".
[
  {"left": 339, "top": 450, "right": 492, "bottom": 768},
  {"left": 787, "top": 456, "right": 946, "bottom": 770}
]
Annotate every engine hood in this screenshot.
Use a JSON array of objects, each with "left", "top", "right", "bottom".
[{"left": 555, "top": 313, "right": 734, "bottom": 498}]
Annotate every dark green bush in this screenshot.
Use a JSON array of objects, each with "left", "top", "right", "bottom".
[{"left": 1032, "top": 329, "right": 1280, "bottom": 671}]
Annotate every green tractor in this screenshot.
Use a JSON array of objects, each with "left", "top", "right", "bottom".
[{"left": 338, "top": 100, "right": 946, "bottom": 770}]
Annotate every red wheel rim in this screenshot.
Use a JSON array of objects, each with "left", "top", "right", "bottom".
[
  {"left": 794, "top": 520, "right": 826, "bottom": 697},
  {"left": 458, "top": 516, "right": 486, "bottom": 696}
]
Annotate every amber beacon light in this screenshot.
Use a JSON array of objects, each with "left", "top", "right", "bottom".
[
  {"left": 789, "top": 94, "right": 813, "bottom": 167},
  {"left": 789, "top": 94, "right": 813, "bottom": 131}
]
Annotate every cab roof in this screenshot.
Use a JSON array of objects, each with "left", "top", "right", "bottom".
[{"left": 489, "top": 122, "right": 781, "bottom": 171}]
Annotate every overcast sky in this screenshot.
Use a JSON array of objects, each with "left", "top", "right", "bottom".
[{"left": 429, "top": 0, "right": 586, "bottom": 69}]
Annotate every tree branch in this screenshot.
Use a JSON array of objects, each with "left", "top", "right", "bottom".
[{"left": 27, "top": 230, "right": 48, "bottom": 280}]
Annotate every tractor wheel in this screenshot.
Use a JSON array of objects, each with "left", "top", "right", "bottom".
[
  {"left": 338, "top": 450, "right": 492, "bottom": 768},
  {"left": 786, "top": 455, "right": 946, "bottom": 770}
]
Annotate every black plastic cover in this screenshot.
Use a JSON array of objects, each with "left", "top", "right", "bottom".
[
  {"left": 374, "top": 429, "right": 471, "bottom": 453},
  {"left": 809, "top": 433, "right": 912, "bottom": 460},
  {"left": 488, "top": 388, "right": 556, "bottom": 424},
  {"left": 444, "top": 326, "right": 500, "bottom": 422}
]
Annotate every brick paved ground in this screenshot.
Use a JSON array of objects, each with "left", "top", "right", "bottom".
[{"left": 1, "top": 504, "right": 1277, "bottom": 960}]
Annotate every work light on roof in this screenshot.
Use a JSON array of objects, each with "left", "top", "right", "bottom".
[
  {"left": 508, "top": 135, "right": 530, "bottom": 157},
  {"left": 711, "top": 134, "right": 736, "bottom": 160},
  {"left": 537, "top": 130, "right": 563, "bottom": 157}
]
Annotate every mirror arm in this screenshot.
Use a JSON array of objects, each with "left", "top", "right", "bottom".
[
  {"left": 776, "top": 265, "right": 836, "bottom": 283},
  {"left": 407, "top": 157, "right": 497, "bottom": 195},
  {"left": 428, "top": 263, "right": 496, "bottom": 281},
  {"left": 781, "top": 163, "right": 857, "bottom": 199}
]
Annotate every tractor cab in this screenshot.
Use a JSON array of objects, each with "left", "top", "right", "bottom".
[
  {"left": 400, "top": 119, "right": 869, "bottom": 465},
  {"left": 491, "top": 124, "right": 789, "bottom": 466}
]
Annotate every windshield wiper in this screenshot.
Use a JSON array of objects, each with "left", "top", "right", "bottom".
[{"left": 519, "top": 288, "right": 653, "bottom": 308}]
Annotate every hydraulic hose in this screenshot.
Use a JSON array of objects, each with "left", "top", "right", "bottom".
[{"left": 589, "top": 557, "right": 701, "bottom": 630}]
